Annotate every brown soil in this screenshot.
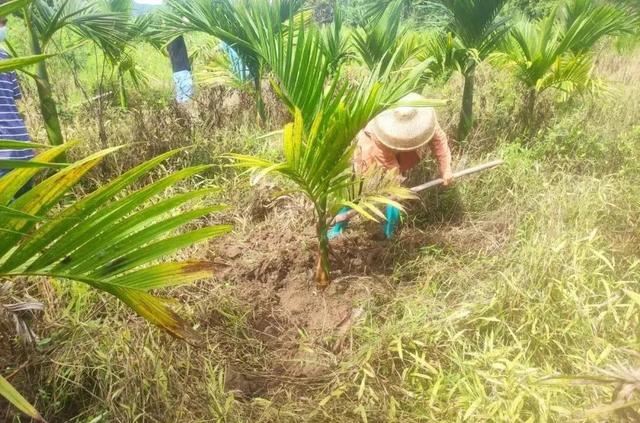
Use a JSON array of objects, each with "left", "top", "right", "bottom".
[
  {"left": 211, "top": 221, "right": 395, "bottom": 332},
  {"left": 200, "top": 199, "right": 512, "bottom": 397}
]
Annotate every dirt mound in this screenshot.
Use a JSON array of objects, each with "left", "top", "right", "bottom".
[
  {"left": 201, "top": 203, "right": 513, "bottom": 397},
  {"left": 211, "top": 221, "right": 392, "bottom": 332},
  {"left": 210, "top": 206, "right": 510, "bottom": 333}
]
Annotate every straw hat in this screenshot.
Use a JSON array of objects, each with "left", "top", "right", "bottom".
[{"left": 370, "top": 93, "right": 437, "bottom": 152}]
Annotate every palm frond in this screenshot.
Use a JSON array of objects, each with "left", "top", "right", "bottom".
[
  {"left": 433, "top": 0, "right": 509, "bottom": 57},
  {"left": 497, "top": 0, "right": 636, "bottom": 98},
  {"left": 0, "top": 147, "right": 230, "bottom": 341},
  {"left": 352, "top": 0, "right": 407, "bottom": 71},
  {"left": 0, "top": 374, "right": 45, "bottom": 422},
  {"left": 0, "top": 0, "right": 32, "bottom": 16},
  {"left": 29, "top": 0, "right": 133, "bottom": 60},
  {"left": 559, "top": 0, "right": 638, "bottom": 55},
  {"left": 319, "top": 3, "right": 353, "bottom": 73}
]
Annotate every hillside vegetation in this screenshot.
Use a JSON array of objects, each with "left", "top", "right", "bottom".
[{"left": 2, "top": 0, "right": 640, "bottom": 422}]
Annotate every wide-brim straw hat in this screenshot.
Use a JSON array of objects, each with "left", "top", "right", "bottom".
[{"left": 370, "top": 93, "right": 437, "bottom": 152}]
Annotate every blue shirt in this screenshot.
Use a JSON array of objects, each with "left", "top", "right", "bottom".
[{"left": 0, "top": 49, "right": 34, "bottom": 164}]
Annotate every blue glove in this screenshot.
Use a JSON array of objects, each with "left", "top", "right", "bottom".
[
  {"left": 383, "top": 205, "right": 401, "bottom": 239},
  {"left": 327, "top": 207, "right": 350, "bottom": 240}
]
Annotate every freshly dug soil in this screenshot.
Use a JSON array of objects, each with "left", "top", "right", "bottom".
[
  {"left": 210, "top": 220, "right": 400, "bottom": 330},
  {"left": 198, "top": 196, "right": 513, "bottom": 397}
]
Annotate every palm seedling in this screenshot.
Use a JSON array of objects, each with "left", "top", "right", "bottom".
[
  {"left": 427, "top": 0, "right": 510, "bottom": 140},
  {"left": 13, "top": 0, "right": 132, "bottom": 146},
  {"left": 101, "top": 0, "right": 150, "bottom": 110},
  {"left": 161, "top": 0, "right": 306, "bottom": 122},
  {"left": 229, "top": 14, "right": 437, "bottom": 288},
  {"left": 352, "top": 0, "right": 410, "bottom": 72},
  {"left": 495, "top": 0, "right": 637, "bottom": 122}
]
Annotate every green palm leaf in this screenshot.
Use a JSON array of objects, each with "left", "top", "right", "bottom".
[
  {"left": 0, "top": 146, "right": 230, "bottom": 340},
  {"left": 29, "top": 0, "right": 132, "bottom": 59},
  {"left": 0, "top": 0, "right": 31, "bottom": 15},
  {"left": 0, "top": 375, "right": 46, "bottom": 422},
  {"left": 0, "top": 54, "right": 52, "bottom": 73},
  {"left": 352, "top": 0, "right": 408, "bottom": 71}
]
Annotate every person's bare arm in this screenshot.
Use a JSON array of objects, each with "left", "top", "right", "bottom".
[{"left": 429, "top": 125, "right": 453, "bottom": 186}]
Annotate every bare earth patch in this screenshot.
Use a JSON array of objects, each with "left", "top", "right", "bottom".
[{"left": 197, "top": 201, "right": 514, "bottom": 397}]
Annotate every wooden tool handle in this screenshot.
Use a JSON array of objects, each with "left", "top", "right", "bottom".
[{"left": 331, "top": 159, "right": 504, "bottom": 225}]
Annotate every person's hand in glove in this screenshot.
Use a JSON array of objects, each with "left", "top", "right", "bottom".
[{"left": 327, "top": 207, "right": 351, "bottom": 240}]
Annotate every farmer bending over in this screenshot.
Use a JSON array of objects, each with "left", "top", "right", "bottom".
[
  {"left": 0, "top": 9, "right": 34, "bottom": 189},
  {"left": 329, "top": 93, "right": 453, "bottom": 239}
]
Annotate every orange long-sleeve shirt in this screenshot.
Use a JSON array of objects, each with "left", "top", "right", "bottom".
[{"left": 353, "top": 121, "right": 452, "bottom": 178}]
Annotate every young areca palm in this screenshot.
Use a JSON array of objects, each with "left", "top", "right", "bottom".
[
  {"left": 352, "top": 0, "right": 409, "bottom": 72},
  {"left": 230, "top": 18, "right": 434, "bottom": 288},
  {"left": 19, "top": 0, "right": 132, "bottom": 145},
  {"left": 161, "top": 0, "right": 305, "bottom": 122},
  {"left": 101, "top": 0, "right": 150, "bottom": 109},
  {"left": 427, "top": 0, "right": 509, "bottom": 140},
  {"left": 495, "top": 0, "right": 637, "bottom": 119}
]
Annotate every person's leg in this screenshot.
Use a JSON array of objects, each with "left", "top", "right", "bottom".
[
  {"left": 172, "top": 70, "right": 194, "bottom": 104},
  {"left": 168, "top": 36, "right": 193, "bottom": 103},
  {"left": 382, "top": 205, "right": 401, "bottom": 239}
]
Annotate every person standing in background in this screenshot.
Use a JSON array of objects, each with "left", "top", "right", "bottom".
[
  {"left": 167, "top": 35, "right": 193, "bottom": 103},
  {"left": 132, "top": 0, "right": 194, "bottom": 104},
  {"left": 0, "top": 10, "right": 35, "bottom": 187}
]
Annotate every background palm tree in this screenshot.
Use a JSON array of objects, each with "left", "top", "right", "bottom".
[
  {"left": 495, "top": 0, "right": 637, "bottom": 123},
  {"left": 162, "top": 0, "right": 306, "bottom": 123},
  {"left": 352, "top": 0, "right": 408, "bottom": 71},
  {"left": 101, "top": 0, "right": 150, "bottom": 109},
  {"left": 319, "top": 1, "right": 353, "bottom": 74},
  {"left": 18, "top": 0, "right": 132, "bottom": 145},
  {"left": 428, "top": 0, "right": 510, "bottom": 140}
]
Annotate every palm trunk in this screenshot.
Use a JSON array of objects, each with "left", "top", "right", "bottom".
[
  {"left": 118, "top": 72, "right": 128, "bottom": 110},
  {"left": 457, "top": 66, "right": 476, "bottom": 141},
  {"left": 525, "top": 88, "right": 537, "bottom": 130},
  {"left": 29, "top": 28, "right": 64, "bottom": 146},
  {"left": 313, "top": 199, "right": 331, "bottom": 290},
  {"left": 253, "top": 74, "right": 266, "bottom": 124}
]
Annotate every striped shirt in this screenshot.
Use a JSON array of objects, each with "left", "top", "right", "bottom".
[{"left": 0, "top": 49, "right": 34, "bottom": 165}]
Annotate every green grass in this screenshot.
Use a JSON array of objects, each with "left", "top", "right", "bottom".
[{"left": 2, "top": 35, "right": 640, "bottom": 423}]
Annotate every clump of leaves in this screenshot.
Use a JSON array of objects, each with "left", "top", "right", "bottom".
[{"left": 494, "top": 0, "right": 638, "bottom": 121}]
